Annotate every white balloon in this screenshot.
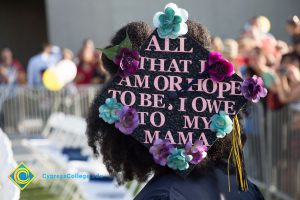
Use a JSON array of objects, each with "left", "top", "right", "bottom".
[
  {"left": 55, "top": 60, "right": 77, "bottom": 85},
  {"left": 47, "top": 59, "right": 77, "bottom": 87}
]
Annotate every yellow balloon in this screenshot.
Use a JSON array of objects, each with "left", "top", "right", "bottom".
[
  {"left": 42, "top": 68, "right": 64, "bottom": 91},
  {"left": 257, "top": 16, "right": 271, "bottom": 33}
]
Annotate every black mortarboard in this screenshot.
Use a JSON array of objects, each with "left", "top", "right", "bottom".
[{"left": 98, "top": 3, "right": 267, "bottom": 191}]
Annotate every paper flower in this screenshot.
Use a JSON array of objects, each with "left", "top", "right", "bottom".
[
  {"left": 153, "top": 3, "right": 188, "bottom": 39},
  {"left": 241, "top": 75, "right": 268, "bottom": 103},
  {"left": 115, "top": 106, "right": 139, "bottom": 135},
  {"left": 167, "top": 148, "right": 192, "bottom": 171},
  {"left": 206, "top": 51, "right": 234, "bottom": 82},
  {"left": 99, "top": 98, "right": 123, "bottom": 124},
  {"left": 185, "top": 140, "right": 207, "bottom": 164},
  {"left": 210, "top": 111, "right": 233, "bottom": 138},
  {"left": 149, "top": 139, "right": 174, "bottom": 166},
  {"left": 113, "top": 48, "right": 140, "bottom": 77}
]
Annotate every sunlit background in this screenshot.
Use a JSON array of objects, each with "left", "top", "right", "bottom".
[{"left": 0, "top": 0, "right": 300, "bottom": 199}]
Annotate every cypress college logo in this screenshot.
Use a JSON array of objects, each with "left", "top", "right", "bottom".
[{"left": 8, "top": 162, "right": 36, "bottom": 190}]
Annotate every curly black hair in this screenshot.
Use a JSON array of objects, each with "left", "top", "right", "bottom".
[{"left": 86, "top": 20, "right": 243, "bottom": 184}]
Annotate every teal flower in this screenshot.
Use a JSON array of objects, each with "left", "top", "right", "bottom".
[
  {"left": 99, "top": 98, "right": 123, "bottom": 124},
  {"left": 153, "top": 3, "right": 188, "bottom": 39},
  {"left": 167, "top": 148, "right": 192, "bottom": 171},
  {"left": 210, "top": 111, "right": 233, "bottom": 138}
]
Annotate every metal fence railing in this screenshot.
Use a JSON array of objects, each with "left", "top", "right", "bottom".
[
  {"left": 244, "top": 103, "right": 300, "bottom": 200},
  {"left": 0, "top": 85, "right": 100, "bottom": 135},
  {"left": 0, "top": 85, "right": 299, "bottom": 199}
]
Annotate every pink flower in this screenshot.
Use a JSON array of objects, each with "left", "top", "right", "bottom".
[
  {"left": 185, "top": 140, "right": 207, "bottom": 164},
  {"left": 149, "top": 139, "right": 174, "bottom": 166},
  {"left": 206, "top": 51, "right": 234, "bottom": 82},
  {"left": 207, "top": 51, "right": 222, "bottom": 66}
]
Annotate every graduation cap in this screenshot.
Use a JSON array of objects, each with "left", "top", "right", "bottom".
[{"left": 98, "top": 3, "right": 267, "bottom": 191}]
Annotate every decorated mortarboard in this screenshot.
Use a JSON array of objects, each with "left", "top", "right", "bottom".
[{"left": 98, "top": 3, "right": 267, "bottom": 191}]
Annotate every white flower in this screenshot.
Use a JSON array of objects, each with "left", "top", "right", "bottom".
[{"left": 153, "top": 3, "right": 189, "bottom": 39}]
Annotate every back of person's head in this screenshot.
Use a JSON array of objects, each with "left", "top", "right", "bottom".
[
  {"left": 211, "top": 36, "right": 223, "bottom": 52},
  {"left": 248, "top": 47, "right": 265, "bottom": 64},
  {"left": 287, "top": 15, "right": 300, "bottom": 27},
  {"left": 87, "top": 20, "right": 239, "bottom": 184},
  {"left": 238, "top": 38, "right": 257, "bottom": 57},
  {"left": 42, "top": 43, "right": 52, "bottom": 54},
  {"left": 223, "top": 39, "right": 238, "bottom": 60},
  {"left": 281, "top": 52, "right": 300, "bottom": 67},
  {"left": 286, "top": 15, "right": 300, "bottom": 35},
  {"left": 62, "top": 48, "right": 74, "bottom": 60},
  {"left": 83, "top": 39, "right": 95, "bottom": 48}
]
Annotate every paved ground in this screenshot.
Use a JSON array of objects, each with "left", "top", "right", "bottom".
[{"left": 8, "top": 134, "right": 62, "bottom": 200}]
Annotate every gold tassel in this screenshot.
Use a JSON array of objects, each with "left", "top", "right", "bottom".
[{"left": 227, "top": 116, "right": 248, "bottom": 192}]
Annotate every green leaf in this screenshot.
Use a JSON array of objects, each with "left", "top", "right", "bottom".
[
  {"left": 97, "top": 30, "right": 133, "bottom": 61},
  {"left": 119, "top": 32, "right": 133, "bottom": 49},
  {"left": 97, "top": 45, "right": 119, "bottom": 60}
]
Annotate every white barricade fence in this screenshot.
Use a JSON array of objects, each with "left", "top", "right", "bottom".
[
  {"left": 0, "top": 84, "right": 100, "bottom": 135},
  {"left": 245, "top": 103, "right": 299, "bottom": 200}
]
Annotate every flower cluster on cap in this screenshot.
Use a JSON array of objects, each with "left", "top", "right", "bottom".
[
  {"left": 149, "top": 138, "right": 207, "bottom": 171},
  {"left": 99, "top": 33, "right": 140, "bottom": 78},
  {"left": 99, "top": 98, "right": 139, "bottom": 135}
]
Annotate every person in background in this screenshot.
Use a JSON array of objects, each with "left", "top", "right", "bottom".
[
  {"left": 276, "top": 52, "right": 300, "bottom": 104},
  {"left": 248, "top": 47, "right": 278, "bottom": 88},
  {"left": 51, "top": 45, "right": 62, "bottom": 62},
  {"left": 27, "top": 43, "right": 58, "bottom": 86},
  {"left": 222, "top": 39, "right": 240, "bottom": 75},
  {"left": 86, "top": 21, "right": 264, "bottom": 200},
  {"left": 240, "top": 16, "right": 263, "bottom": 42},
  {"left": 292, "top": 33, "right": 300, "bottom": 57},
  {"left": 0, "top": 48, "right": 26, "bottom": 85},
  {"left": 75, "top": 39, "right": 99, "bottom": 84},
  {"left": 238, "top": 38, "right": 258, "bottom": 59},
  {"left": 211, "top": 36, "right": 223, "bottom": 52},
  {"left": 62, "top": 48, "right": 74, "bottom": 61},
  {"left": 91, "top": 52, "right": 110, "bottom": 84},
  {"left": 276, "top": 40, "right": 290, "bottom": 63},
  {"left": 237, "top": 38, "right": 258, "bottom": 76},
  {"left": 286, "top": 15, "right": 300, "bottom": 36}
]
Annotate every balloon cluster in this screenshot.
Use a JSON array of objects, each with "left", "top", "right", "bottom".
[{"left": 42, "top": 60, "right": 77, "bottom": 91}]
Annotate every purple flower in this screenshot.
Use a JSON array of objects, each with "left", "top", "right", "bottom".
[
  {"left": 149, "top": 139, "right": 174, "bottom": 166},
  {"left": 113, "top": 48, "right": 140, "bottom": 77},
  {"left": 241, "top": 75, "right": 267, "bottom": 103},
  {"left": 206, "top": 51, "right": 234, "bottom": 82},
  {"left": 185, "top": 140, "right": 207, "bottom": 164},
  {"left": 115, "top": 106, "right": 139, "bottom": 135}
]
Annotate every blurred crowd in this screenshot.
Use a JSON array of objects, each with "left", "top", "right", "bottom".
[
  {"left": 0, "top": 39, "right": 110, "bottom": 86},
  {"left": 211, "top": 15, "right": 300, "bottom": 109},
  {"left": 1, "top": 15, "right": 300, "bottom": 108},
  {"left": 209, "top": 15, "right": 300, "bottom": 198}
]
